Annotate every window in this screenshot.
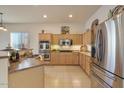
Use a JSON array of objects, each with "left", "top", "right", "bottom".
[{"left": 10, "top": 32, "right": 29, "bottom": 49}]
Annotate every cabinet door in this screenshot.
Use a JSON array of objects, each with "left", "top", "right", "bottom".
[
  {"left": 71, "top": 34, "right": 82, "bottom": 45},
  {"left": 80, "top": 53, "right": 85, "bottom": 70},
  {"left": 59, "top": 53, "right": 66, "bottom": 64},
  {"left": 76, "top": 35, "right": 82, "bottom": 44},
  {"left": 72, "top": 52, "right": 79, "bottom": 65},
  {"left": 52, "top": 34, "right": 60, "bottom": 44},
  {"left": 82, "top": 30, "right": 91, "bottom": 45},
  {"left": 39, "top": 33, "right": 51, "bottom": 41},
  {"left": 82, "top": 54, "right": 86, "bottom": 70},
  {"left": 87, "top": 31, "right": 91, "bottom": 44},
  {"left": 81, "top": 34, "right": 83, "bottom": 44},
  {"left": 9, "top": 66, "right": 44, "bottom": 88},
  {"left": 64, "top": 53, "right": 73, "bottom": 65},
  {"left": 85, "top": 56, "right": 91, "bottom": 76},
  {"left": 61, "top": 34, "right": 71, "bottom": 39},
  {"left": 79, "top": 53, "right": 83, "bottom": 68},
  {"left": 83, "top": 33, "right": 86, "bottom": 45},
  {"left": 50, "top": 52, "right": 59, "bottom": 64}
]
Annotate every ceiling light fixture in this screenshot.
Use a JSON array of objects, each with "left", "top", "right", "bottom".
[
  {"left": 0, "top": 12, "right": 7, "bottom": 31},
  {"left": 68, "top": 14, "right": 73, "bottom": 18},
  {"left": 43, "top": 14, "right": 47, "bottom": 18}
]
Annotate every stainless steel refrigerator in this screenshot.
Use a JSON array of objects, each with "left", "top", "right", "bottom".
[{"left": 91, "top": 12, "right": 124, "bottom": 88}]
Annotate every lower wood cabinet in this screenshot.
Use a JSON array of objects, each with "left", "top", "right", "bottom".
[
  {"left": 79, "top": 53, "right": 91, "bottom": 76},
  {"left": 85, "top": 56, "right": 91, "bottom": 76},
  {"left": 72, "top": 52, "right": 79, "bottom": 64},
  {"left": 9, "top": 66, "right": 44, "bottom": 88},
  {"left": 50, "top": 52, "right": 79, "bottom": 65},
  {"left": 79, "top": 53, "right": 85, "bottom": 70},
  {"left": 50, "top": 52, "right": 59, "bottom": 64}
]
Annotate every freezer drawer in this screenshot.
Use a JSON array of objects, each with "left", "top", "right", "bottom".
[
  {"left": 91, "top": 63, "right": 123, "bottom": 88},
  {"left": 91, "top": 70, "right": 111, "bottom": 88}
]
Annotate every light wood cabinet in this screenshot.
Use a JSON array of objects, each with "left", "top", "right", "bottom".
[
  {"left": 52, "top": 34, "right": 82, "bottom": 45},
  {"left": 50, "top": 52, "right": 79, "bottom": 65},
  {"left": 65, "top": 52, "right": 79, "bottom": 65},
  {"left": 59, "top": 53, "right": 66, "bottom": 64},
  {"left": 86, "top": 30, "right": 91, "bottom": 44},
  {"left": 82, "top": 30, "right": 91, "bottom": 45},
  {"left": 39, "top": 33, "right": 52, "bottom": 42},
  {"left": 71, "top": 34, "right": 82, "bottom": 45},
  {"left": 79, "top": 53, "right": 91, "bottom": 76},
  {"left": 50, "top": 52, "right": 59, "bottom": 64},
  {"left": 85, "top": 56, "right": 91, "bottom": 76},
  {"left": 79, "top": 53, "right": 83, "bottom": 68},
  {"left": 52, "top": 34, "right": 60, "bottom": 44},
  {"left": 9, "top": 66, "right": 44, "bottom": 88},
  {"left": 81, "top": 34, "right": 83, "bottom": 44},
  {"left": 72, "top": 52, "right": 79, "bottom": 64},
  {"left": 82, "top": 33, "right": 86, "bottom": 45},
  {"left": 79, "top": 53, "right": 86, "bottom": 70}
]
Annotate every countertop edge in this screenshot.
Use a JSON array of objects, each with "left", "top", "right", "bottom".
[
  {"left": 79, "top": 52, "right": 91, "bottom": 57},
  {"left": 0, "top": 56, "right": 9, "bottom": 59},
  {"left": 9, "top": 51, "right": 91, "bottom": 74},
  {"left": 9, "top": 64, "right": 44, "bottom": 74}
]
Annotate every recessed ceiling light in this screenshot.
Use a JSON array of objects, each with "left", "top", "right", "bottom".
[
  {"left": 43, "top": 14, "right": 47, "bottom": 18},
  {"left": 68, "top": 14, "right": 73, "bottom": 18}
]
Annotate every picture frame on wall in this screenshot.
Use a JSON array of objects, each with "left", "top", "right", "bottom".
[{"left": 61, "top": 26, "right": 70, "bottom": 34}]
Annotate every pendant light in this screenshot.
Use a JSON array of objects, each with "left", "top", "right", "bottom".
[{"left": 0, "top": 12, "right": 7, "bottom": 31}]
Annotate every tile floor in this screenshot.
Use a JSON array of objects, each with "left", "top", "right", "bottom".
[{"left": 44, "top": 66, "right": 91, "bottom": 88}]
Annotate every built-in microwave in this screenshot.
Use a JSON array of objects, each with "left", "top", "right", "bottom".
[{"left": 59, "top": 39, "right": 72, "bottom": 46}]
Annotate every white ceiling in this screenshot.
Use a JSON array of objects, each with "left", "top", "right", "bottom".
[{"left": 0, "top": 5, "right": 101, "bottom": 23}]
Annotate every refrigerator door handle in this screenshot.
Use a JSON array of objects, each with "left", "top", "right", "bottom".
[
  {"left": 99, "top": 29, "right": 105, "bottom": 62},
  {"left": 96, "top": 28, "right": 100, "bottom": 62}
]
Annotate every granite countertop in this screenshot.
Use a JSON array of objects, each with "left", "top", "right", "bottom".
[
  {"left": 51, "top": 50, "right": 80, "bottom": 53},
  {"left": 9, "top": 51, "right": 91, "bottom": 73},
  {"left": 9, "top": 58, "right": 47, "bottom": 73},
  {"left": 79, "top": 51, "right": 91, "bottom": 57},
  {"left": 0, "top": 56, "right": 9, "bottom": 59}
]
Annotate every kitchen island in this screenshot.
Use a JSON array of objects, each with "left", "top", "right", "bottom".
[{"left": 8, "top": 58, "right": 45, "bottom": 88}]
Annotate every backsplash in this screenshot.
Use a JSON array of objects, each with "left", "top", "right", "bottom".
[{"left": 51, "top": 45, "right": 81, "bottom": 51}]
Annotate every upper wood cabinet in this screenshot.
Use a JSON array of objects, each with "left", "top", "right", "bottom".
[
  {"left": 71, "top": 34, "right": 82, "bottom": 45},
  {"left": 82, "top": 30, "right": 91, "bottom": 45},
  {"left": 86, "top": 30, "right": 91, "bottom": 44},
  {"left": 39, "top": 33, "right": 52, "bottom": 42},
  {"left": 52, "top": 34, "right": 82, "bottom": 45},
  {"left": 52, "top": 34, "right": 60, "bottom": 44}
]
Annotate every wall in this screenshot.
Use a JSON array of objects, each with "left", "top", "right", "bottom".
[
  {"left": 85, "top": 5, "right": 116, "bottom": 29},
  {"left": 0, "top": 23, "right": 84, "bottom": 54}
]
